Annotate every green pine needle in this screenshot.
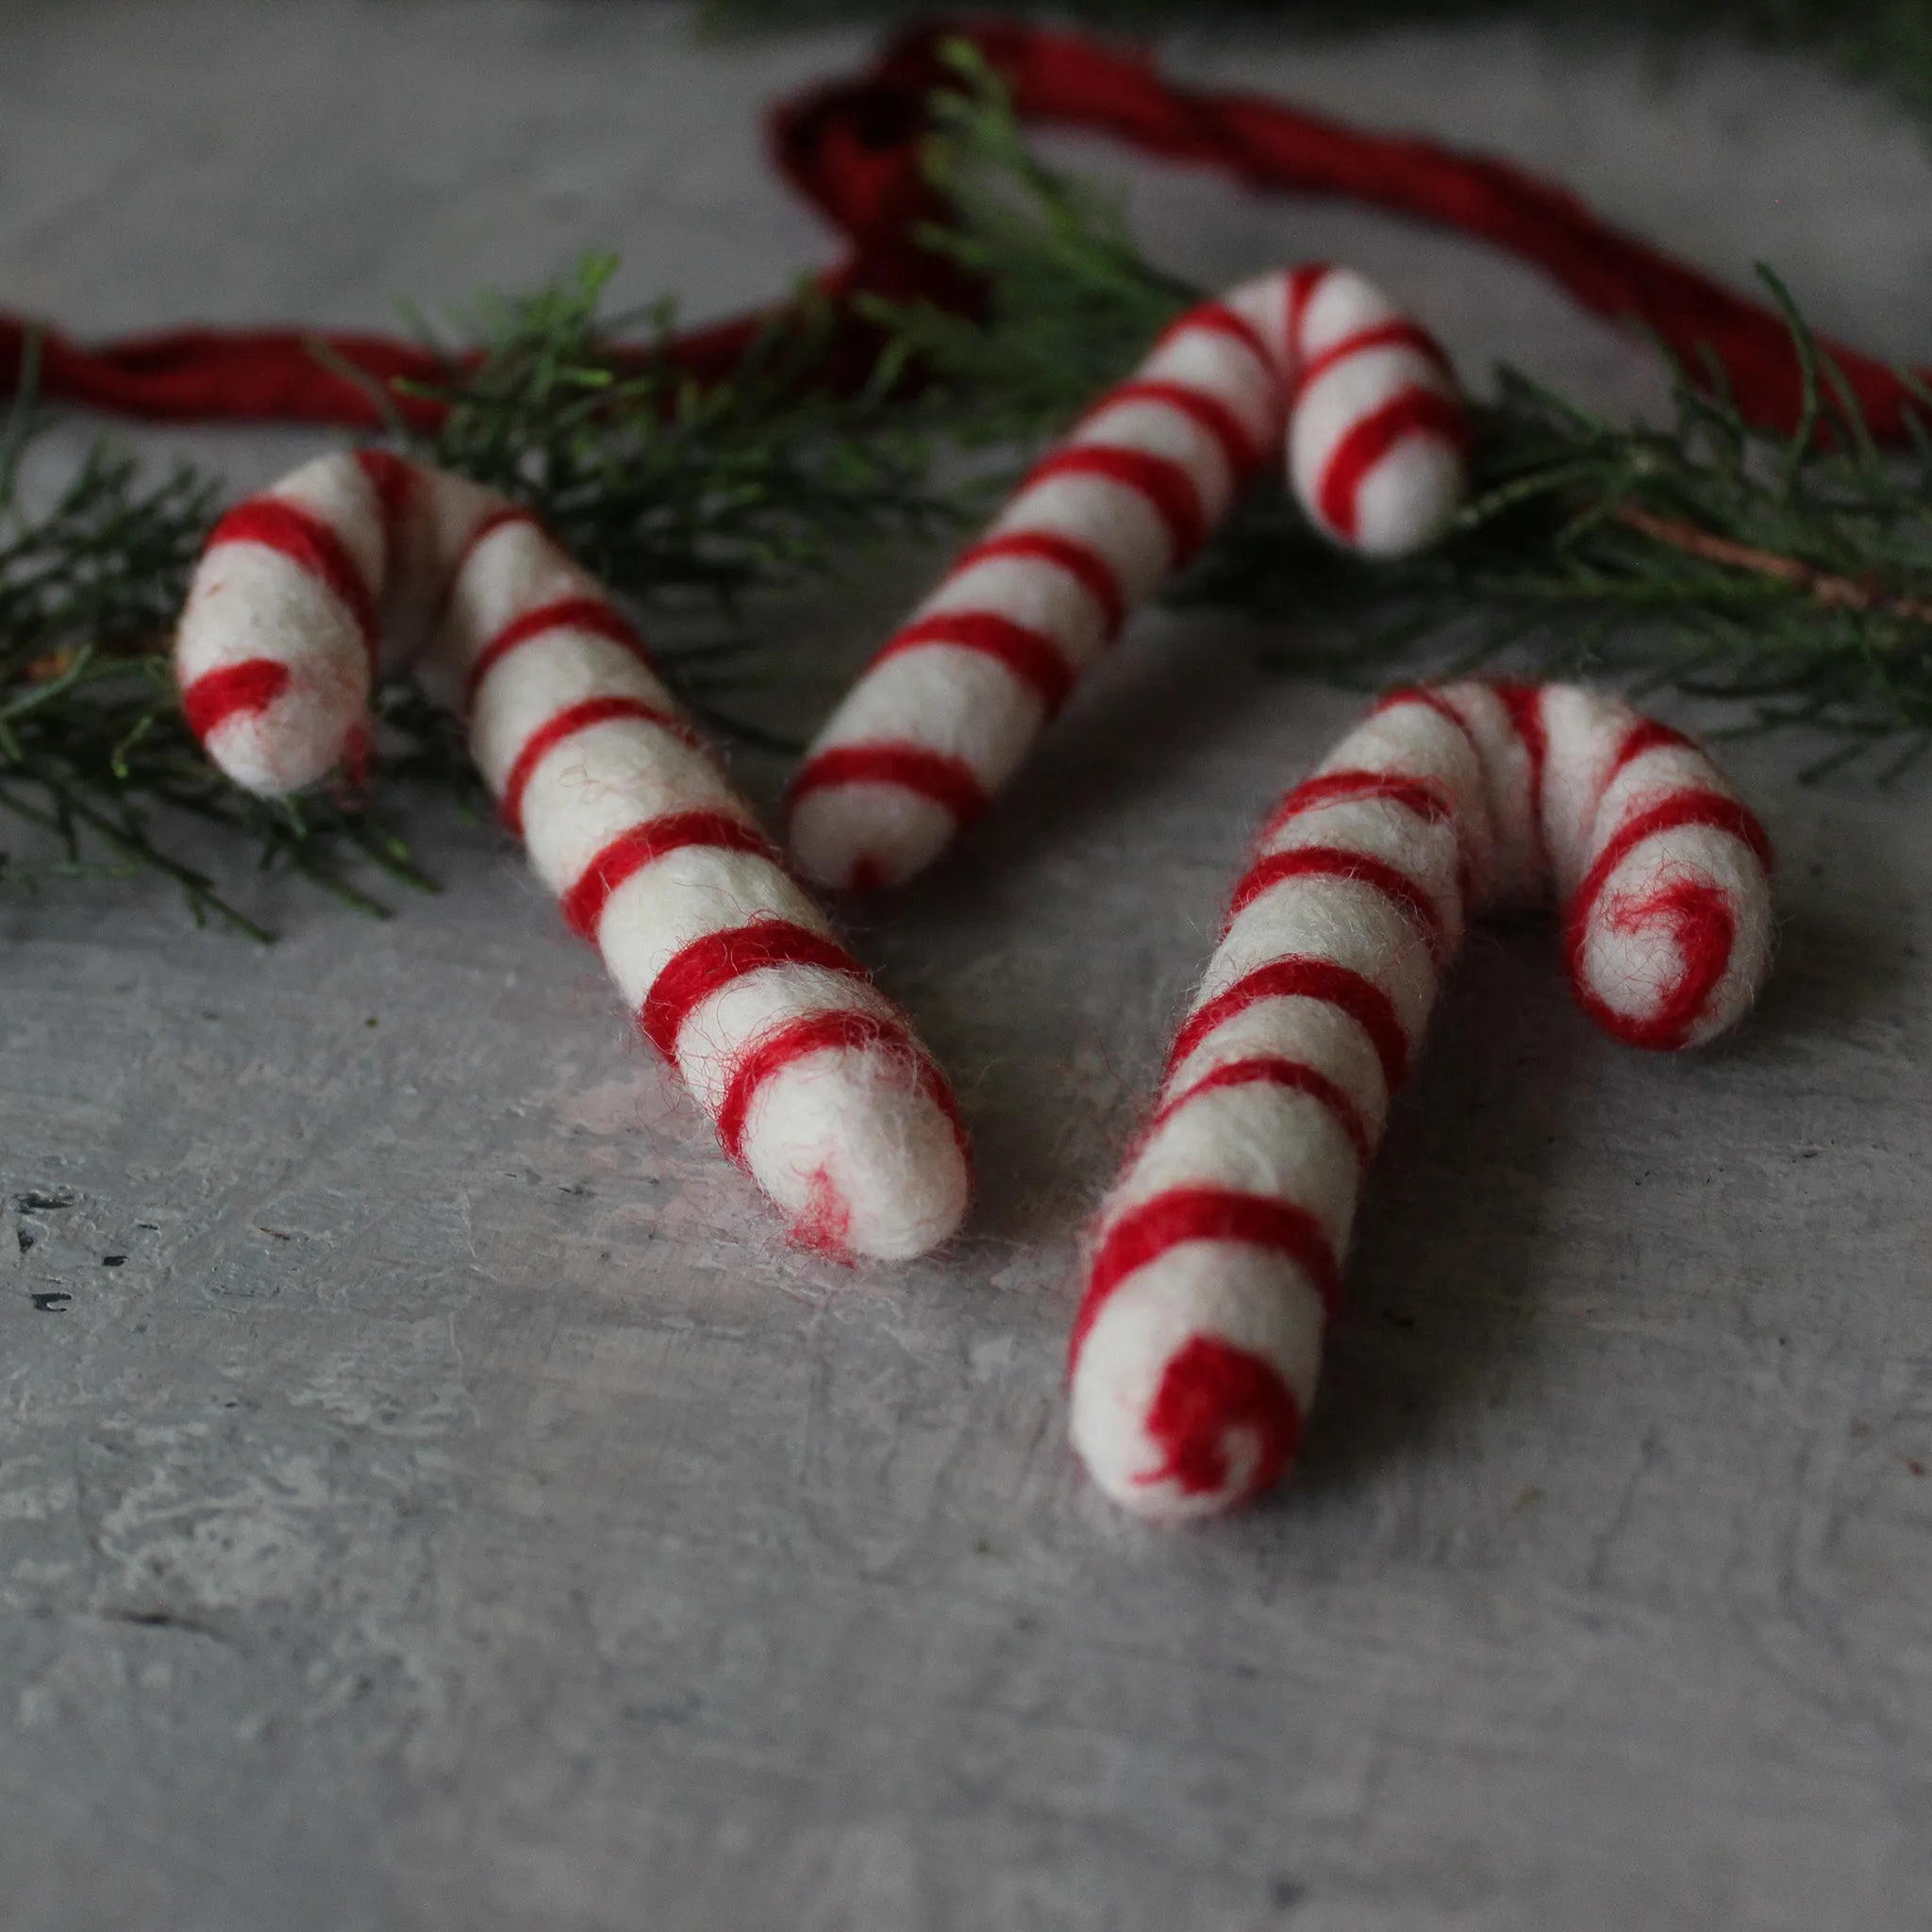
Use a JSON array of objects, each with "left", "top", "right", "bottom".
[
  {"left": 0, "top": 260, "right": 971, "bottom": 933},
  {"left": 896, "top": 42, "right": 1932, "bottom": 758},
  {"left": 412, "top": 257, "right": 959, "bottom": 624}
]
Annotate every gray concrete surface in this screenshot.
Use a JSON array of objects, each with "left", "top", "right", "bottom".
[{"left": 4, "top": 4, "right": 1932, "bottom": 1927}]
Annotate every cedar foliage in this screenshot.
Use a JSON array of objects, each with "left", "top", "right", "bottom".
[
  {"left": 892, "top": 46, "right": 1932, "bottom": 765},
  {"left": 3, "top": 43, "right": 1929, "bottom": 929},
  {"left": 0, "top": 269, "right": 964, "bottom": 929}
]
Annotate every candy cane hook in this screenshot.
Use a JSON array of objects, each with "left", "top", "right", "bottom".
[
  {"left": 174, "top": 449, "right": 972, "bottom": 1261},
  {"left": 1068, "top": 680, "right": 1775, "bottom": 1523},
  {"left": 788, "top": 263, "right": 1471, "bottom": 893}
]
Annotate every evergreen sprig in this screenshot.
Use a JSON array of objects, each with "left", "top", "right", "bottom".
[
  {"left": 7, "top": 47, "right": 1931, "bottom": 931},
  {"left": 1201, "top": 308, "right": 1932, "bottom": 768},
  {"left": 407, "top": 257, "right": 967, "bottom": 745},
  {"left": 895, "top": 43, "right": 1932, "bottom": 763},
  {"left": 859, "top": 79, "right": 1194, "bottom": 443},
  {"left": 0, "top": 405, "right": 462, "bottom": 936},
  {"left": 0, "top": 387, "right": 434, "bottom": 938},
  {"left": 413, "top": 258, "right": 953, "bottom": 627},
  {"left": 0, "top": 261, "right": 966, "bottom": 928}
]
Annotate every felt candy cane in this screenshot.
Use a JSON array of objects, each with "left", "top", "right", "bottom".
[
  {"left": 175, "top": 450, "right": 971, "bottom": 1261},
  {"left": 1068, "top": 679, "right": 1775, "bottom": 1523},
  {"left": 787, "top": 264, "right": 1470, "bottom": 893}
]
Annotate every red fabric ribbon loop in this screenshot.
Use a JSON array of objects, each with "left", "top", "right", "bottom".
[{"left": 4, "top": 18, "right": 1922, "bottom": 444}]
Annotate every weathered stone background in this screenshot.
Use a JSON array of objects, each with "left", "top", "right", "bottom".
[{"left": 3, "top": 4, "right": 1931, "bottom": 1927}]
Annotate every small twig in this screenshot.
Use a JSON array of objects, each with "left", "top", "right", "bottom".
[{"left": 1612, "top": 504, "right": 1932, "bottom": 625}]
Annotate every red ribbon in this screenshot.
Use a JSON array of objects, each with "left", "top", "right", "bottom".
[{"left": 4, "top": 17, "right": 1924, "bottom": 442}]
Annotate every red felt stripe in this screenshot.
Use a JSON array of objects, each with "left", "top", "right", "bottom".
[
  {"left": 1373, "top": 684, "right": 1483, "bottom": 762},
  {"left": 427, "top": 503, "right": 541, "bottom": 643},
  {"left": 179, "top": 658, "right": 291, "bottom": 741},
  {"left": 1155, "top": 300, "right": 1274, "bottom": 377},
  {"left": 1571, "top": 877, "right": 1738, "bottom": 1052},
  {"left": 713, "top": 1008, "right": 963, "bottom": 1163},
  {"left": 1023, "top": 444, "right": 1208, "bottom": 565},
  {"left": 1564, "top": 790, "right": 1773, "bottom": 1050},
  {"left": 561, "top": 810, "right": 774, "bottom": 942},
  {"left": 1167, "top": 956, "right": 1412, "bottom": 1097},
  {"left": 499, "top": 694, "right": 698, "bottom": 838},
  {"left": 456, "top": 504, "right": 538, "bottom": 570},
  {"left": 787, "top": 1167, "right": 855, "bottom": 1257},
  {"left": 1572, "top": 790, "right": 1774, "bottom": 919},
  {"left": 950, "top": 530, "right": 1127, "bottom": 641},
  {"left": 1228, "top": 844, "right": 1449, "bottom": 959},
  {"left": 788, "top": 741, "right": 991, "bottom": 827},
  {"left": 641, "top": 918, "right": 864, "bottom": 1059},
  {"left": 1315, "top": 386, "right": 1470, "bottom": 540},
  {"left": 1071, "top": 1185, "right": 1343, "bottom": 1363},
  {"left": 208, "top": 497, "right": 377, "bottom": 660},
  {"left": 1491, "top": 677, "right": 1551, "bottom": 872},
  {"left": 1291, "top": 317, "right": 1453, "bottom": 405},
  {"left": 1285, "top": 263, "right": 1330, "bottom": 368},
  {"left": 465, "top": 594, "right": 653, "bottom": 712},
  {"left": 1257, "top": 768, "right": 1454, "bottom": 841},
  {"left": 1491, "top": 680, "right": 1548, "bottom": 788},
  {"left": 1136, "top": 1334, "right": 1303, "bottom": 1503},
  {"left": 1153, "top": 1054, "right": 1374, "bottom": 1168},
  {"left": 353, "top": 448, "right": 413, "bottom": 547},
  {"left": 1086, "top": 377, "right": 1265, "bottom": 480},
  {"left": 1606, "top": 716, "right": 1698, "bottom": 786},
  {"left": 340, "top": 720, "right": 372, "bottom": 789},
  {"left": 874, "top": 610, "right": 1076, "bottom": 716}
]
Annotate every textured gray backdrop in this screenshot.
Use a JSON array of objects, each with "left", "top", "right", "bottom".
[{"left": 4, "top": 4, "right": 1931, "bottom": 1928}]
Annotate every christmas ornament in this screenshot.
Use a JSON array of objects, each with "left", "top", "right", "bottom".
[
  {"left": 789, "top": 263, "right": 1471, "bottom": 892},
  {"left": 175, "top": 450, "right": 971, "bottom": 1260},
  {"left": 1068, "top": 679, "right": 1775, "bottom": 1521},
  {"left": 7, "top": 25, "right": 1927, "bottom": 928}
]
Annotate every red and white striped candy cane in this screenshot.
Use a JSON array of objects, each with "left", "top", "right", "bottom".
[
  {"left": 787, "top": 263, "right": 1470, "bottom": 893},
  {"left": 1068, "top": 679, "right": 1775, "bottom": 1522},
  {"left": 175, "top": 450, "right": 971, "bottom": 1261}
]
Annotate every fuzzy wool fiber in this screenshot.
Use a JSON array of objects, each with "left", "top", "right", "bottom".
[
  {"left": 788, "top": 264, "right": 1471, "bottom": 893},
  {"left": 1067, "top": 679, "right": 1776, "bottom": 1523},
  {"left": 175, "top": 450, "right": 971, "bottom": 1261}
]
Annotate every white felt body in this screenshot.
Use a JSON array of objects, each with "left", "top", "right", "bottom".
[
  {"left": 1283, "top": 266, "right": 1469, "bottom": 557},
  {"left": 174, "top": 452, "right": 970, "bottom": 1261},
  {"left": 174, "top": 453, "right": 391, "bottom": 792},
  {"left": 788, "top": 263, "right": 1473, "bottom": 894},
  {"left": 1069, "top": 679, "right": 1774, "bottom": 1523}
]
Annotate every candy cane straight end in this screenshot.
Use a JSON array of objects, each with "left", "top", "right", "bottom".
[
  {"left": 787, "top": 776, "right": 961, "bottom": 894},
  {"left": 1069, "top": 1250, "right": 1318, "bottom": 1523},
  {"left": 742, "top": 1040, "right": 972, "bottom": 1260},
  {"left": 1320, "top": 434, "right": 1469, "bottom": 559},
  {"left": 177, "top": 448, "right": 977, "bottom": 1261}
]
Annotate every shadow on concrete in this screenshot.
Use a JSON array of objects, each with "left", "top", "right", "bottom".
[{"left": 1291, "top": 918, "right": 1588, "bottom": 1501}]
